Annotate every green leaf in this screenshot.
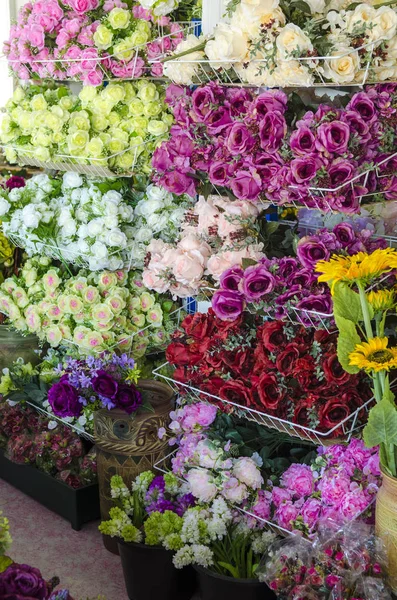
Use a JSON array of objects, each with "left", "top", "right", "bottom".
[
  {"left": 363, "top": 399, "right": 397, "bottom": 448},
  {"left": 292, "top": 0, "right": 312, "bottom": 13},
  {"left": 346, "top": 1, "right": 361, "bottom": 8},
  {"left": 333, "top": 282, "right": 373, "bottom": 324},
  {"left": 26, "top": 389, "right": 46, "bottom": 404},
  {"left": 218, "top": 562, "right": 240, "bottom": 579},
  {"left": 0, "top": 556, "right": 13, "bottom": 573},
  {"left": 6, "top": 391, "right": 28, "bottom": 402},
  {"left": 241, "top": 258, "right": 257, "bottom": 269},
  {"left": 334, "top": 314, "right": 361, "bottom": 374}
]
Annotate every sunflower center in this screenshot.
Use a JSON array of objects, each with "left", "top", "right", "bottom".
[{"left": 368, "top": 349, "right": 394, "bottom": 364}]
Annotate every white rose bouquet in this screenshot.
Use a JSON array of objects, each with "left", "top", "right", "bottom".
[
  {"left": 1, "top": 82, "right": 173, "bottom": 175},
  {"left": 0, "top": 256, "right": 172, "bottom": 357},
  {"left": 164, "top": 0, "right": 397, "bottom": 86}
]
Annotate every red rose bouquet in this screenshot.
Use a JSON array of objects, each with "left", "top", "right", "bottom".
[{"left": 166, "top": 312, "right": 372, "bottom": 437}]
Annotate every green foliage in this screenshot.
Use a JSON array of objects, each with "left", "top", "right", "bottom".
[
  {"left": 144, "top": 511, "right": 183, "bottom": 548},
  {"left": 333, "top": 282, "right": 372, "bottom": 324},
  {"left": 363, "top": 399, "right": 397, "bottom": 449},
  {"left": 334, "top": 314, "right": 361, "bottom": 374}
]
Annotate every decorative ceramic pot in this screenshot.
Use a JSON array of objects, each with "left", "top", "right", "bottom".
[
  {"left": 94, "top": 379, "right": 174, "bottom": 553},
  {"left": 194, "top": 565, "right": 276, "bottom": 600},
  {"left": 118, "top": 540, "right": 196, "bottom": 600},
  {"left": 376, "top": 470, "right": 397, "bottom": 592},
  {"left": 0, "top": 325, "right": 40, "bottom": 371}
]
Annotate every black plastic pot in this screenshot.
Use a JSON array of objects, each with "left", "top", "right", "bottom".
[
  {"left": 118, "top": 540, "right": 196, "bottom": 600},
  {"left": 194, "top": 565, "right": 277, "bottom": 600}
]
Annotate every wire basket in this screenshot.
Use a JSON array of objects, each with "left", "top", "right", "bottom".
[
  {"left": 153, "top": 362, "right": 374, "bottom": 445},
  {"left": 5, "top": 231, "right": 139, "bottom": 272},
  {"left": 25, "top": 400, "right": 95, "bottom": 442},
  {"left": 164, "top": 40, "right": 386, "bottom": 87},
  {"left": 3, "top": 22, "right": 201, "bottom": 82},
  {"left": 1, "top": 143, "right": 146, "bottom": 177}
]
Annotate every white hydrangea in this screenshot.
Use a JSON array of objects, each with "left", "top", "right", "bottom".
[
  {"left": 173, "top": 545, "right": 195, "bottom": 569},
  {"left": 192, "top": 545, "right": 214, "bottom": 568}
]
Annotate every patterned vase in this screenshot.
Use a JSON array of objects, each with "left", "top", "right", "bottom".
[
  {"left": 375, "top": 470, "right": 397, "bottom": 592},
  {"left": 94, "top": 379, "right": 174, "bottom": 553}
]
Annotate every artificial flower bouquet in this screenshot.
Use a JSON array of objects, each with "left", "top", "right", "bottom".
[
  {"left": 99, "top": 471, "right": 195, "bottom": 544},
  {"left": 165, "top": 311, "right": 371, "bottom": 437},
  {"left": 164, "top": 0, "right": 397, "bottom": 87},
  {"left": 153, "top": 84, "right": 397, "bottom": 211},
  {"left": 0, "top": 394, "right": 97, "bottom": 488},
  {"left": 0, "top": 256, "right": 171, "bottom": 355},
  {"left": 250, "top": 439, "right": 380, "bottom": 536},
  {"left": 211, "top": 222, "right": 386, "bottom": 327},
  {"left": 4, "top": 0, "right": 189, "bottom": 84},
  {"left": 315, "top": 247, "right": 397, "bottom": 477},
  {"left": 142, "top": 195, "right": 264, "bottom": 298},
  {"left": 1, "top": 82, "right": 172, "bottom": 175},
  {"left": 260, "top": 521, "right": 392, "bottom": 600}
]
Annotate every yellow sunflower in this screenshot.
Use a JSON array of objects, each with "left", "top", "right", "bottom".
[
  {"left": 367, "top": 289, "right": 396, "bottom": 312},
  {"left": 316, "top": 248, "right": 397, "bottom": 292},
  {"left": 349, "top": 337, "right": 397, "bottom": 372}
]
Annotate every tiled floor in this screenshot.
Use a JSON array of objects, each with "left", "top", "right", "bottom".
[{"left": 0, "top": 478, "right": 129, "bottom": 600}]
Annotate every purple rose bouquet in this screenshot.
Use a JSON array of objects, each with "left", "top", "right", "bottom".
[
  {"left": 251, "top": 439, "right": 380, "bottom": 537},
  {"left": 152, "top": 84, "right": 288, "bottom": 201},
  {"left": 0, "top": 563, "right": 53, "bottom": 599},
  {"left": 212, "top": 223, "right": 386, "bottom": 324},
  {"left": 47, "top": 353, "right": 142, "bottom": 429}
]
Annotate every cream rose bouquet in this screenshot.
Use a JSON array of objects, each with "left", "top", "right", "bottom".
[
  {"left": 164, "top": 0, "right": 397, "bottom": 86},
  {"left": 1, "top": 82, "right": 173, "bottom": 175},
  {"left": 0, "top": 257, "right": 171, "bottom": 357}
]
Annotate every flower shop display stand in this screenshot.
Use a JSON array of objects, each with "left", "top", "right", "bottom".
[{"left": 0, "top": 449, "right": 100, "bottom": 530}]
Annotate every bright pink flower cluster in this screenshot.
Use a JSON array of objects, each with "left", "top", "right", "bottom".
[
  {"left": 153, "top": 83, "right": 397, "bottom": 212},
  {"left": 252, "top": 439, "right": 380, "bottom": 536},
  {"left": 3, "top": 0, "right": 184, "bottom": 84}
]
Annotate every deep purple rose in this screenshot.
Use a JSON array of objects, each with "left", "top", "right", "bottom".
[
  {"left": 333, "top": 222, "right": 355, "bottom": 245},
  {"left": 152, "top": 145, "right": 173, "bottom": 173},
  {"left": 316, "top": 121, "right": 350, "bottom": 155},
  {"left": 296, "top": 238, "right": 330, "bottom": 269},
  {"left": 259, "top": 111, "right": 286, "bottom": 153},
  {"left": 287, "top": 268, "right": 316, "bottom": 288},
  {"left": 5, "top": 176, "right": 26, "bottom": 190},
  {"left": 277, "top": 257, "right": 299, "bottom": 280},
  {"left": 254, "top": 90, "right": 287, "bottom": 117},
  {"left": 330, "top": 186, "right": 363, "bottom": 214},
  {"left": 191, "top": 85, "right": 217, "bottom": 121},
  {"left": 48, "top": 378, "right": 82, "bottom": 418},
  {"left": 0, "top": 564, "right": 48, "bottom": 600},
  {"left": 290, "top": 157, "right": 318, "bottom": 184},
  {"left": 168, "top": 134, "right": 194, "bottom": 157},
  {"left": 165, "top": 84, "right": 187, "bottom": 107},
  {"left": 220, "top": 266, "right": 244, "bottom": 291},
  {"left": 115, "top": 384, "right": 142, "bottom": 415},
  {"left": 209, "top": 161, "right": 229, "bottom": 186},
  {"left": 297, "top": 293, "right": 332, "bottom": 315},
  {"left": 254, "top": 152, "right": 283, "bottom": 182},
  {"left": 226, "top": 122, "right": 255, "bottom": 156},
  {"left": 230, "top": 167, "right": 262, "bottom": 201},
  {"left": 92, "top": 370, "right": 118, "bottom": 399},
  {"left": 242, "top": 264, "right": 276, "bottom": 301},
  {"left": 204, "top": 107, "right": 232, "bottom": 134},
  {"left": 212, "top": 290, "right": 244, "bottom": 320},
  {"left": 328, "top": 159, "right": 356, "bottom": 187},
  {"left": 226, "top": 88, "right": 253, "bottom": 116},
  {"left": 163, "top": 171, "right": 197, "bottom": 197},
  {"left": 342, "top": 111, "right": 370, "bottom": 140},
  {"left": 289, "top": 126, "right": 316, "bottom": 156},
  {"left": 347, "top": 92, "right": 377, "bottom": 123}
]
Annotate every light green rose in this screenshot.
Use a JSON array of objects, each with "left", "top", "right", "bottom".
[
  {"left": 34, "top": 147, "right": 51, "bottom": 161},
  {"left": 146, "top": 303, "right": 163, "bottom": 326},
  {"left": 148, "top": 120, "right": 169, "bottom": 136},
  {"left": 70, "top": 112, "right": 91, "bottom": 131},
  {"left": 59, "top": 96, "right": 74, "bottom": 111},
  {"left": 87, "top": 137, "right": 104, "bottom": 157},
  {"left": 143, "top": 102, "right": 162, "bottom": 118},
  {"left": 108, "top": 7, "right": 131, "bottom": 29},
  {"left": 79, "top": 86, "right": 98, "bottom": 104},
  {"left": 103, "top": 85, "right": 126, "bottom": 105},
  {"left": 137, "top": 83, "right": 159, "bottom": 103},
  {"left": 94, "top": 24, "right": 114, "bottom": 50},
  {"left": 68, "top": 130, "right": 90, "bottom": 153},
  {"left": 30, "top": 94, "right": 47, "bottom": 111},
  {"left": 128, "top": 30, "right": 149, "bottom": 47}
]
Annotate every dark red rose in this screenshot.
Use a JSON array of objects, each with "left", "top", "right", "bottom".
[
  {"left": 276, "top": 343, "right": 301, "bottom": 375},
  {"left": 259, "top": 321, "right": 287, "bottom": 352},
  {"left": 200, "top": 377, "right": 225, "bottom": 397},
  {"left": 166, "top": 342, "right": 204, "bottom": 366},
  {"left": 92, "top": 370, "right": 118, "bottom": 399},
  {"left": 253, "top": 343, "right": 275, "bottom": 374},
  {"left": 173, "top": 366, "right": 191, "bottom": 384},
  {"left": 205, "top": 351, "right": 224, "bottom": 370},
  {"left": 220, "top": 380, "right": 254, "bottom": 408},
  {"left": 293, "top": 395, "right": 318, "bottom": 427},
  {"left": 322, "top": 353, "right": 351, "bottom": 385},
  {"left": 318, "top": 397, "right": 351, "bottom": 432},
  {"left": 256, "top": 373, "right": 285, "bottom": 412},
  {"left": 222, "top": 348, "right": 254, "bottom": 378},
  {"left": 182, "top": 312, "right": 215, "bottom": 340}
]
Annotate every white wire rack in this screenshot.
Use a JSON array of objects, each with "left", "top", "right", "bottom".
[
  {"left": 1, "top": 143, "right": 147, "bottom": 177},
  {"left": 153, "top": 362, "right": 374, "bottom": 444},
  {"left": 164, "top": 40, "right": 386, "bottom": 87},
  {"left": 25, "top": 400, "right": 95, "bottom": 442},
  {"left": 153, "top": 449, "right": 376, "bottom": 540},
  {"left": 3, "top": 22, "right": 201, "bottom": 82},
  {"left": 5, "top": 231, "right": 138, "bottom": 272}
]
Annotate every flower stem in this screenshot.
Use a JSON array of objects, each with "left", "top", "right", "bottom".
[
  {"left": 161, "top": 40, "right": 210, "bottom": 63},
  {"left": 357, "top": 282, "right": 374, "bottom": 341}
]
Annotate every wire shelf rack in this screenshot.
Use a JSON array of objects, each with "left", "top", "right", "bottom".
[
  {"left": 164, "top": 40, "right": 387, "bottom": 87},
  {"left": 153, "top": 362, "right": 374, "bottom": 445},
  {"left": 25, "top": 400, "right": 95, "bottom": 442},
  {"left": 153, "top": 449, "right": 376, "bottom": 540},
  {"left": 3, "top": 22, "right": 201, "bottom": 82},
  {"left": 5, "top": 231, "right": 138, "bottom": 272},
  {"left": 1, "top": 143, "right": 147, "bottom": 177}
]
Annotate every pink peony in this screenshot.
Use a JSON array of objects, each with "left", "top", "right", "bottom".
[
  {"left": 275, "top": 500, "right": 299, "bottom": 531},
  {"left": 222, "top": 477, "right": 249, "bottom": 503},
  {"left": 281, "top": 464, "right": 314, "bottom": 499},
  {"left": 233, "top": 457, "right": 263, "bottom": 490},
  {"left": 301, "top": 498, "right": 322, "bottom": 529},
  {"left": 271, "top": 486, "right": 292, "bottom": 506},
  {"left": 338, "top": 488, "right": 370, "bottom": 520},
  {"left": 186, "top": 468, "right": 218, "bottom": 502},
  {"left": 318, "top": 474, "right": 351, "bottom": 506},
  {"left": 252, "top": 490, "right": 272, "bottom": 520}
]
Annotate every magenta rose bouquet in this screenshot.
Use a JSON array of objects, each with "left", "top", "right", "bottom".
[{"left": 0, "top": 564, "right": 53, "bottom": 599}]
